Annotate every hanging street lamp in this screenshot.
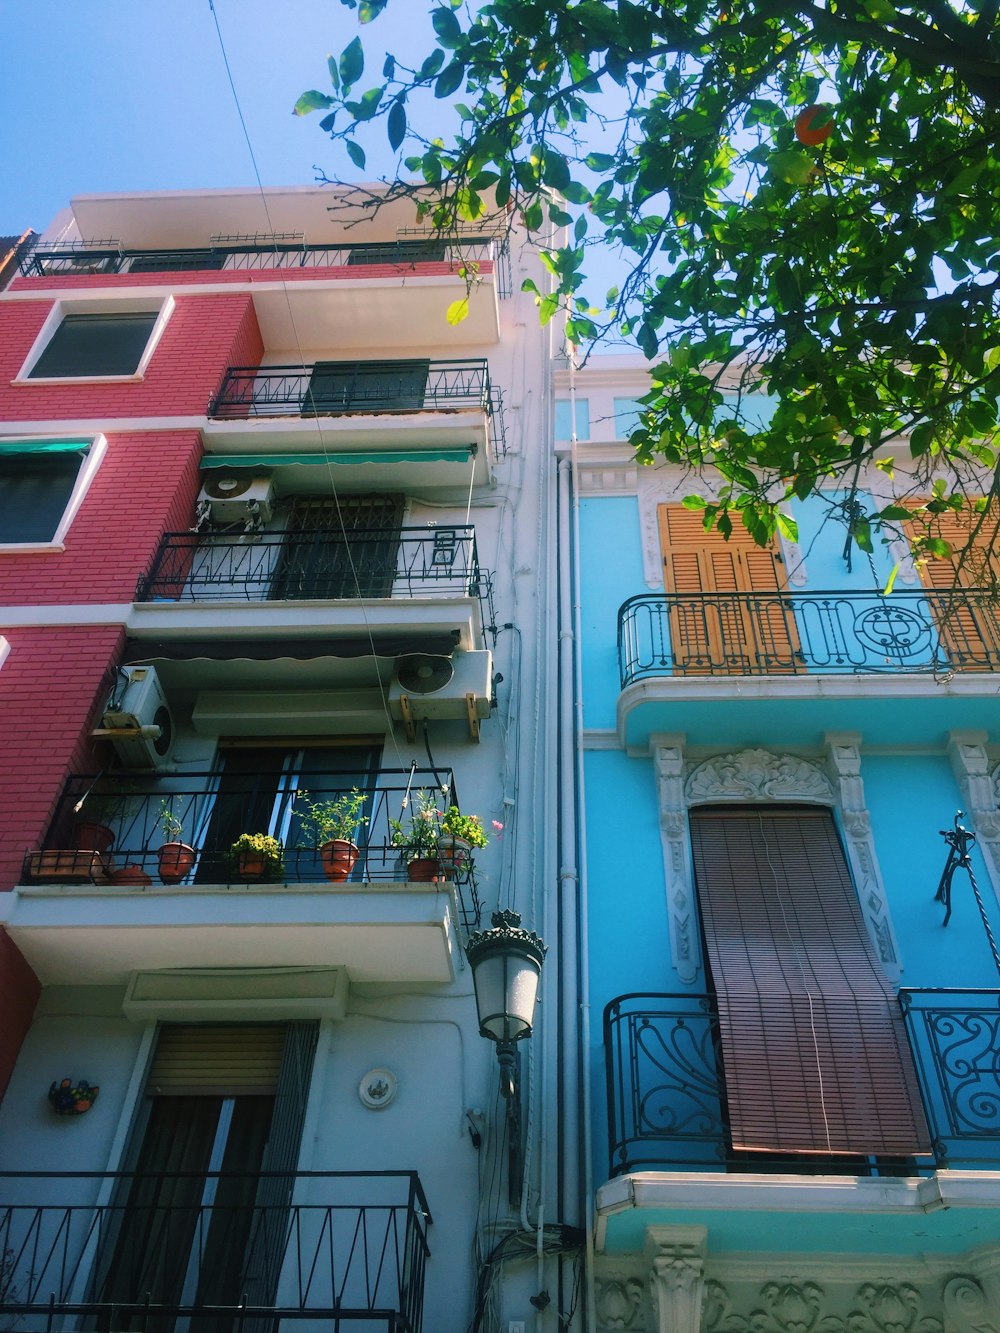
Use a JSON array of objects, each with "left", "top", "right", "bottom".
[{"left": 466, "top": 909, "right": 547, "bottom": 1099}]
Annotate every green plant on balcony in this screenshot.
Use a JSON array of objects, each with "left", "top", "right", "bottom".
[
  {"left": 157, "top": 798, "right": 196, "bottom": 884},
  {"left": 294, "top": 788, "right": 369, "bottom": 882},
  {"left": 227, "top": 832, "right": 284, "bottom": 883},
  {"left": 390, "top": 792, "right": 492, "bottom": 882}
]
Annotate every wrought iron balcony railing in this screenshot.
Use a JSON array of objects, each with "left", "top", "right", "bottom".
[
  {"left": 136, "top": 525, "right": 490, "bottom": 611},
  {"left": 26, "top": 768, "right": 481, "bottom": 931},
  {"left": 207, "top": 358, "right": 506, "bottom": 447},
  {"left": 0, "top": 1170, "right": 431, "bottom": 1333},
  {"left": 19, "top": 234, "right": 512, "bottom": 294},
  {"left": 618, "top": 589, "right": 1000, "bottom": 686},
  {"left": 605, "top": 990, "right": 1000, "bottom": 1177}
]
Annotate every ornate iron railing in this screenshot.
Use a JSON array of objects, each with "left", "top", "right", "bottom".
[
  {"left": 899, "top": 989, "right": 1000, "bottom": 1166},
  {"left": 19, "top": 234, "right": 506, "bottom": 286},
  {"left": 207, "top": 357, "right": 505, "bottom": 446},
  {"left": 618, "top": 590, "right": 1000, "bottom": 685},
  {"left": 605, "top": 991, "right": 1000, "bottom": 1176},
  {"left": 136, "top": 525, "right": 489, "bottom": 609},
  {"left": 25, "top": 768, "right": 481, "bottom": 930},
  {"left": 0, "top": 1170, "right": 431, "bottom": 1333}
]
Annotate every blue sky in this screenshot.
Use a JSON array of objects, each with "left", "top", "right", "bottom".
[{"left": 0, "top": 0, "right": 430, "bottom": 236}]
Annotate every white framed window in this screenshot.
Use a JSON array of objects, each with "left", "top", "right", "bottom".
[
  {"left": 14, "top": 296, "right": 174, "bottom": 383},
  {"left": 0, "top": 435, "right": 107, "bottom": 550},
  {"left": 0, "top": 637, "right": 9, "bottom": 670}
]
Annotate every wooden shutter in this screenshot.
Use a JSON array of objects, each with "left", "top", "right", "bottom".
[
  {"left": 901, "top": 499, "right": 1000, "bottom": 663},
  {"left": 147, "top": 1024, "right": 286, "bottom": 1096},
  {"left": 657, "top": 506, "right": 801, "bottom": 673},
  {"left": 690, "top": 806, "right": 930, "bottom": 1156}
]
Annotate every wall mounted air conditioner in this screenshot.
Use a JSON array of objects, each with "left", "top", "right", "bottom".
[
  {"left": 102, "top": 665, "right": 175, "bottom": 769},
  {"left": 389, "top": 649, "right": 493, "bottom": 740},
  {"left": 197, "top": 472, "right": 274, "bottom": 524}
]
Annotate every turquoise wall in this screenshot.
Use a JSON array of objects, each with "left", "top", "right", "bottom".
[
  {"left": 792, "top": 489, "right": 897, "bottom": 588},
  {"left": 579, "top": 495, "right": 645, "bottom": 730},
  {"left": 862, "top": 752, "right": 999, "bottom": 985}
]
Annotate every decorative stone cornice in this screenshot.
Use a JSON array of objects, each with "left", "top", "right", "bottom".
[{"left": 685, "top": 748, "right": 834, "bottom": 806}]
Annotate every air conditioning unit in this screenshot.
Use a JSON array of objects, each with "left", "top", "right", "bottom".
[
  {"left": 390, "top": 650, "right": 493, "bottom": 740},
  {"left": 102, "top": 665, "right": 175, "bottom": 769},
  {"left": 197, "top": 472, "right": 274, "bottom": 524}
]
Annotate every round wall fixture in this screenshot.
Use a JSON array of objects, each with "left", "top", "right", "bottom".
[{"left": 358, "top": 1068, "right": 398, "bottom": 1110}]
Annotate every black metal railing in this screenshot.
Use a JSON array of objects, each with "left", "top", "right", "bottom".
[
  {"left": 0, "top": 1170, "right": 430, "bottom": 1333},
  {"left": 899, "top": 989, "right": 1000, "bottom": 1167},
  {"left": 136, "top": 526, "right": 489, "bottom": 609},
  {"left": 605, "top": 990, "right": 1000, "bottom": 1176},
  {"left": 618, "top": 589, "right": 1000, "bottom": 685},
  {"left": 26, "top": 768, "right": 481, "bottom": 931},
  {"left": 209, "top": 356, "right": 504, "bottom": 438},
  {"left": 19, "top": 234, "right": 507, "bottom": 288}
]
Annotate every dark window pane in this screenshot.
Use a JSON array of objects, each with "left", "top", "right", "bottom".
[
  {"left": 29, "top": 312, "right": 158, "bottom": 377},
  {"left": 128, "top": 250, "right": 226, "bottom": 274},
  {"left": 0, "top": 451, "right": 86, "bottom": 542},
  {"left": 347, "top": 239, "right": 447, "bottom": 265}
]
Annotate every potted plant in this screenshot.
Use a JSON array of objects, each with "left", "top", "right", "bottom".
[
  {"left": 157, "top": 799, "right": 196, "bottom": 883},
  {"left": 437, "top": 806, "right": 490, "bottom": 879},
  {"left": 389, "top": 790, "right": 447, "bottom": 882},
  {"left": 71, "top": 788, "right": 118, "bottom": 856},
  {"left": 227, "top": 832, "right": 284, "bottom": 882},
  {"left": 294, "top": 788, "right": 369, "bottom": 882}
]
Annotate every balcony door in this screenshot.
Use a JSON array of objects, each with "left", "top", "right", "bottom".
[
  {"left": 195, "top": 741, "right": 383, "bottom": 884},
  {"left": 269, "top": 494, "right": 403, "bottom": 601},
  {"left": 657, "top": 505, "right": 801, "bottom": 673},
  {"left": 96, "top": 1022, "right": 318, "bottom": 1333},
  {"left": 303, "top": 358, "right": 430, "bottom": 414}
]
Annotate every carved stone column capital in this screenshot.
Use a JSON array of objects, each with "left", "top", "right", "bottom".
[{"left": 651, "top": 734, "right": 699, "bottom": 983}]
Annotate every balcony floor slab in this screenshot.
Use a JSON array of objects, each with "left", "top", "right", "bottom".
[{"left": 0, "top": 883, "right": 459, "bottom": 985}]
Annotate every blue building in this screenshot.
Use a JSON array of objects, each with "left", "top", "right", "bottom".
[{"left": 560, "top": 355, "right": 1000, "bottom": 1332}]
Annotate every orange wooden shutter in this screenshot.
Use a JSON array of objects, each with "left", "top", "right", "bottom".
[
  {"left": 901, "top": 499, "right": 1000, "bottom": 663},
  {"left": 690, "top": 806, "right": 930, "bottom": 1156},
  {"left": 657, "top": 506, "right": 800, "bottom": 672}
]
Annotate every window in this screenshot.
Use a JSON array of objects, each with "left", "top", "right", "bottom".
[
  {"left": 17, "top": 299, "right": 173, "bottom": 382},
  {"left": 27, "top": 312, "right": 157, "bottom": 378},
  {"left": 613, "top": 397, "right": 644, "bottom": 438},
  {"left": 0, "top": 438, "right": 104, "bottom": 546},
  {"left": 689, "top": 804, "right": 929, "bottom": 1158},
  {"left": 554, "top": 397, "right": 589, "bottom": 441}
]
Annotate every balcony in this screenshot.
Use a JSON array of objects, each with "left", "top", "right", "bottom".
[
  {"left": 16, "top": 237, "right": 506, "bottom": 346},
  {"left": 9, "top": 769, "right": 476, "bottom": 986},
  {"left": 131, "top": 526, "right": 491, "bottom": 656},
  {"left": 604, "top": 990, "right": 1000, "bottom": 1177},
  {"left": 0, "top": 1170, "right": 430, "bottom": 1333},
  {"left": 615, "top": 590, "right": 1000, "bottom": 746}
]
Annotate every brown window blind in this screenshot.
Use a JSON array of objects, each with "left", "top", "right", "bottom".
[
  {"left": 689, "top": 806, "right": 930, "bottom": 1156},
  {"left": 146, "top": 1024, "right": 286, "bottom": 1096}
]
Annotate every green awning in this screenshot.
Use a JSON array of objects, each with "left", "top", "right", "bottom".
[
  {"left": 0, "top": 438, "right": 91, "bottom": 454},
  {"left": 200, "top": 448, "right": 474, "bottom": 469}
]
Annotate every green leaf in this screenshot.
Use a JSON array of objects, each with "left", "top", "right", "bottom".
[
  {"left": 585, "top": 152, "right": 616, "bottom": 172},
  {"left": 883, "top": 562, "right": 900, "bottom": 595},
  {"left": 327, "top": 55, "right": 340, "bottom": 92},
  {"left": 345, "top": 139, "right": 366, "bottom": 170},
  {"left": 446, "top": 297, "right": 470, "bottom": 325},
  {"left": 432, "top": 7, "right": 463, "bottom": 46},
  {"left": 435, "top": 60, "right": 465, "bottom": 98},
  {"left": 293, "top": 90, "right": 334, "bottom": 117},
  {"left": 388, "top": 99, "right": 407, "bottom": 150},
  {"left": 776, "top": 511, "right": 799, "bottom": 542},
  {"left": 340, "top": 37, "right": 364, "bottom": 89},
  {"left": 419, "top": 50, "right": 446, "bottom": 80},
  {"left": 682, "top": 495, "right": 708, "bottom": 510},
  {"left": 769, "top": 149, "right": 816, "bottom": 186},
  {"left": 359, "top": 0, "right": 388, "bottom": 19}
]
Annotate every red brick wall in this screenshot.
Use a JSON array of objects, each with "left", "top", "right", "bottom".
[
  {"left": 7, "top": 260, "right": 492, "bottom": 294},
  {"left": 0, "top": 292, "right": 262, "bottom": 420},
  {"left": 0, "top": 430, "right": 204, "bottom": 605},
  {"left": 0, "top": 928, "right": 40, "bottom": 1101},
  {"left": 0, "top": 625, "right": 125, "bottom": 891}
]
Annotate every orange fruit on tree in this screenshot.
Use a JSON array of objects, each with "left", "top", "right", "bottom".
[{"left": 794, "top": 104, "right": 835, "bottom": 146}]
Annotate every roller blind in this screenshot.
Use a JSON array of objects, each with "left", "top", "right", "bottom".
[
  {"left": 689, "top": 806, "right": 930, "bottom": 1156},
  {"left": 146, "top": 1024, "right": 286, "bottom": 1096}
]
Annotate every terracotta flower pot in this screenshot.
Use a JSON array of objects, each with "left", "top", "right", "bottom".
[
  {"left": 159, "top": 842, "right": 196, "bottom": 884},
  {"left": 236, "top": 851, "right": 267, "bottom": 880},
  {"left": 407, "top": 856, "right": 441, "bottom": 883},
  {"left": 72, "top": 821, "right": 116, "bottom": 855},
  {"left": 320, "top": 839, "right": 359, "bottom": 882},
  {"left": 108, "top": 863, "right": 153, "bottom": 887}
]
